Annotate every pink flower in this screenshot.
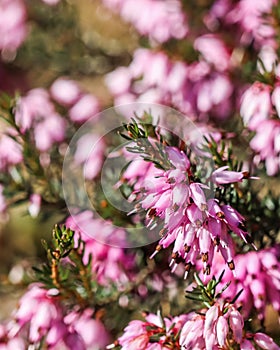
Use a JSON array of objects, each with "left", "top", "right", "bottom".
[
  {"left": 74, "top": 133, "right": 105, "bottom": 180},
  {"left": 258, "top": 46, "right": 278, "bottom": 74},
  {"left": 179, "top": 314, "right": 205, "bottom": 349},
  {"left": 194, "top": 34, "right": 232, "bottom": 72},
  {"left": 34, "top": 112, "right": 65, "bottom": 151},
  {"left": 240, "top": 82, "right": 272, "bottom": 129},
  {"left": 64, "top": 309, "right": 109, "bottom": 349},
  {"left": 195, "top": 72, "right": 233, "bottom": 116},
  {"left": 240, "top": 77, "right": 280, "bottom": 174},
  {"left": 179, "top": 303, "right": 248, "bottom": 349},
  {"left": 41, "top": 0, "right": 60, "bottom": 5},
  {"left": 205, "top": 0, "right": 276, "bottom": 48},
  {"left": 102, "top": 0, "right": 188, "bottom": 43},
  {"left": 50, "top": 78, "right": 81, "bottom": 106},
  {"left": 250, "top": 119, "right": 280, "bottom": 176},
  {"left": 0, "top": 134, "right": 23, "bottom": 170},
  {"left": 216, "top": 315, "right": 229, "bottom": 346},
  {"left": 12, "top": 284, "right": 66, "bottom": 345},
  {"left": 28, "top": 194, "right": 41, "bottom": 218},
  {"left": 69, "top": 94, "right": 100, "bottom": 123},
  {"left": 204, "top": 304, "right": 219, "bottom": 334},
  {"left": 118, "top": 320, "right": 149, "bottom": 350},
  {"left": 200, "top": 246, "right": 280, "bottom": 321},
  {"left": 190, "top": 183, "right": 208, "bottom": 210},
  {"left": 229, "top": 308, "right": 244, "bottom": 343},
  {"left": 63, "top": 334, "right": 86, "bottom": 350},
  {"left": 241, "top": 335, "right": 280, "bottom": 350},
  {"left": 50, "top": 77, "right": 101, "bottom": 123},
  {"left": 4, "top": 284, "right": 109, "bottom": 349},
  {"left": 118, "top": 156, "right": 154, "bottom": 191},
  {"left": 108, "top": 312, "right": 188, "bottom": 349},
  {"left": 105, "top": 67, "right": 132, "bottom": 96},
  {"left": 227, "top": 0, "right": 276, "bottom": 48},
  {"left": 211, "top": 166, "right": 249, "bottom": 185},
  {"left": 15, "top": 88, "right": 66, "bottom": 151},
  {"left": 0, "top": 184, "right": 7, "bottom": 217},
  {"left": 124, "top": 145, "right": 254, "bottom": 276},
  {"left": 240, "top": 338, "right": 256, "bottom": 350},
  {"left": 66, "top": 211, "right": 136, "bottom": 286},
  {"left": 0, "top": 324, "right": 25, "bottom": 350},
  {"left": 106, "top": 49, "right": 235, "bottom": 121},
  {"left": 0, "top": 0, "right": 27, "bottom": 53},
  {"left": 254, "top": 333, "right": 280, "bottom": 350},
  {"left": 272, "top": 84, "right": 280, "bottom": 117},
  {"left": 15, "top": 88, "right": 53, "bottom": 131}
]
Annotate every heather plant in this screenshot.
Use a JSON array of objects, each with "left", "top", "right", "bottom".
[{"left": 0, "top": 0, "right": 280, "bottom": 350}]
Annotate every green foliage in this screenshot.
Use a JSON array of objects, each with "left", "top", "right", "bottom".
[
  {"left": 185, "top": 271, "right": 242, "bottom": 311},
  {"left": 120, "top": 113, "right": 175, "bottom": 171}
]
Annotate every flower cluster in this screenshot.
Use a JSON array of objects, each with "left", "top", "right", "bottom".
[
  {"left": 240, "top": 76, "right": 280, "bottom": 175},
  {"left": 106, "top": 48, "right": 234, "bottom": 121},
  {"left": 179, "top": 303, "right": 280, "bottom": 350},
  {"left": 107, "top": 311, "right": 188, "bottom": 349},
  {"left": 0, "top": 284, "right": 109, "bottom": 350},
  {"left": 0, "top": 132, "right": 23, "bottom": 171},
  {"left": 101, "top": 0, "right": 188, "bottom": 44},
  {"left": 66, "top": 211, "right": 136, "bottom": 286},
  {"left": 105, "top": 0, "right": 278, "bottom": 123},
  {"left": 205, "top": 0, "right": 277, "bottom": 49},
  {"left": 0, "top": 0, "right": 27, "bottom": 55},
  {"left": 0, "top": 0, "right": 62, "bottom": 58},
  {"left": 50, "top": 78, "right": 100, "bottom": 123},
  {"left": 15, "top": 81, "right": 100, "bottom": 152},
  {"left": 109, "top": 303, "right": 280, "bottom": 350},
  {"left": 0, "top": 80, "right": 101, "bottom": 220},
  {"left": 15, "top": 88, "right": 66, "bottom": 152},
  {"left": 73, "top": 132, "right": 105, "bottom": 180},
  {"left": 123, "top": 144, "right": 254, "bottom": 277},
  {"left": 200, "top": 246, "right": 280, "bottom": 321}
]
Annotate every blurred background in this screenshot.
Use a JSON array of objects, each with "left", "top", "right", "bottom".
[{"left": 0, "top": 0, "right": 139, "bottom": 319}]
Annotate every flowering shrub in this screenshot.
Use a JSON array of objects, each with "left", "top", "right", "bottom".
[{"left": 0, "top": 0, "right": 280, "bottom": 349}]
